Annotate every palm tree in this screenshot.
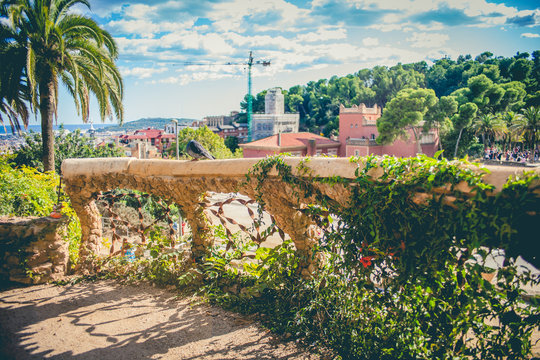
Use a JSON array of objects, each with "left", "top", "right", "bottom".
[
  {"left": 511, "top": 106, "right": 540, "bottom": 162},
  {"left": 0, "top": 0, "right": 123, "bottom": 172},
  {"left": 500, "top": 111, "right": 518, "bottom": 152},
  {"left": 471, "top": 113, "right": 505, "bottom": 148},
  {"left": 0, "top": 20, "right": 30, "bottom": 133}
]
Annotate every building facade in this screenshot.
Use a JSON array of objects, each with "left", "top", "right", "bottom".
[
  {"left": 338, "top": 104, "right": 439, "bottom": 158},
  {"left": 252, "top": 88, "right": 299, "bottom": 140},
  {"left": 117, "top": 127, "right": 175, "bottom": 158}
]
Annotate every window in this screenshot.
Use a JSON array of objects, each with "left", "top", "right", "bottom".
[
  {"left": 350, "top": 124, "right": 353, "bottom": 128},
  {"left": 355, "top": 124, "right": 358, "bottom": 128},
  {"left": 328, "top": 149, "right": 337, "bottom": 155},
  {"left": 355, "top": 150, "right": 360, "bottom": 156},
  {"left": 371, "top": 134, "right": 375, "bottom": 140}
]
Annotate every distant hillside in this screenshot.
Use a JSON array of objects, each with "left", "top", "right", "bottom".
[{"left": 97, "top": 117, "right": 195, "bottom": 132}]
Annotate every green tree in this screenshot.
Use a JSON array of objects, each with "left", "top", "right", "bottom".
[
  {"left": 224, "top": 135, "right": 239, "bottom": 153},
  {"left": 170, "top": 126, "right": 242, "bottom": 159},
  {"left": 13, "top": 128, "right": 125, "bottom": 173},
  {"left": 376, "top": 88, "right": 437, "bottom": 154},
  {"left": 509, "top": 58, "right": 532, "bottom": 82},
  {"left": 424, "top": 95, "right": 458, "bottom": 151},
  {"left": 0, "top": 38, "right": 29, "bottom": 133},
  {"left": 453, "top": 102, "right": 478, "bottom": 158},
  {"left": 497, "top": 81, "right": 526, "bottom": 112},
  {"left": 472, "top": 113, "right": 505, "bottom": 147},
  {"left": 1, "top": 0, "right": 123, "bottom": 172},
  {"left": 500, "top": 111, "right": 519, "bottom": 151},
  {"left": 511, "top": 106, "right": 540, "bottom": 162}
]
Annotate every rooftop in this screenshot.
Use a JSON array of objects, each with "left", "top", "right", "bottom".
[{"left": 240, "top": 132, "right": 339, "bottom": 150}]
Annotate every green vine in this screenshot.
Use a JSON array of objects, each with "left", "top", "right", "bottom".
[{"left": 241, "top": 154, "right": 539, "bottom": 359}]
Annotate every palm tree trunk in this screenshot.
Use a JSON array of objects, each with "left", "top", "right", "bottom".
[
  {"left": 39, "top": 72, "right": 55, "bottom": 173},
  {"left": 454, "top": 127, "right": 464, "bottom": 158}
]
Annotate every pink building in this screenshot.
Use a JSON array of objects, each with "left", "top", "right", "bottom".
[
  {"left": 338, "top": 104, "right": 439, "bottom": 157},
  {"left": 240, "top": 132, "right": 340, "bottom": 158}
]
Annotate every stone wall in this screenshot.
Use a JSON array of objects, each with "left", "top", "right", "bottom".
[
  {"left": 0, "top": 216, "right": 70, "bottom": 284},
  {"left": 61, "top": 157, "right": 540, "bottom": 276}
]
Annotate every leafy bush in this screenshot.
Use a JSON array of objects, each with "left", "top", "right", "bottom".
[
  {"left": 0, "top": 155, "right": 57, "bottom": 216},
  {"left": 0, "top": 155, "right": 81, "bottom": 266},
  {"left": 168, "top": 126, "right": 243, "bottom": 159},
  {"left": 77, "top": 154, "right": 539, "bottom": 359},
  {"left": 237, "top": 154, "right": 539, "bottom": 359},
  {"left": 12, "top": 128, "right": 124, "bottom": 173}
]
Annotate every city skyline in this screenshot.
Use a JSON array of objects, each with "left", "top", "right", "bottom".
[{"left": 44, "top": 0, "right": 540, "bottom": 125}]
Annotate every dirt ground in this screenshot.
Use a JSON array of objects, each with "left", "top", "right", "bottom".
[{"left": 0, "top": 280, "right": 322, "bottom": 360}]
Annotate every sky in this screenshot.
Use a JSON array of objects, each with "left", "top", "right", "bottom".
[{"left": 52, "top": 0, "right": 540, "bottom": 124}]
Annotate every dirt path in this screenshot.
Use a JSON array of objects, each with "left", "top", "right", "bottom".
[{"left": 0, "top": 280, "right": 322, "bottom": 359}]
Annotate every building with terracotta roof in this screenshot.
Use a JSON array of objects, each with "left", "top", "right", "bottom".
[
  {"left": 240, "top": 132, "right": 340, "bottom": 158},
  {"left": 117, "top": 127, "right": 175, "bottom": 158},
  {"left": 338, "top": 103, "right": 439, "bottom": 157}
]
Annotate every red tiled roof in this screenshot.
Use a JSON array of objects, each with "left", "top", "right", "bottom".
[
  {"left": 135, "top": 128, "right": 163, "bottom": 138},
  {"left": 120, "top": 135, "right": 148, "bottom": 140},
  {"left": 241, "top": 132, "right": 339, "bottom": 150}
]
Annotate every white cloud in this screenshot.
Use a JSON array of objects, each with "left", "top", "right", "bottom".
[
  {"left": 521, "top": 32, "right": 540, "bottom": 38},
  {"left": 296, "top": 27, "right": 347, "bottom": 42},
  {"left": 120, "top": 66, "right": 167, "bottom": 79},
  {"left": 362, "top": 37, "right": 379, "bottom": 46},
  {"left": 315, "top": 0, "right": 537, "bottom": 30},
  {"left": 223, "top": 32, "right": 296, "bottom": 50},
  {"left": 209, "top": 0, "right": 311, "bottom": 33},
  {"left": 107, "top": 19, "right": 161, "bottom": 38},
  {"left": 124, "top": 4, "right": 156, "bottom": 19},
  {"left": 407, "top": 33, "right": 449, "bottom": 48}
]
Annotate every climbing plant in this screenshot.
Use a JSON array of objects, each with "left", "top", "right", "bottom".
[{"left": 239, "top": 153, "right": 539, "bottom": 359}]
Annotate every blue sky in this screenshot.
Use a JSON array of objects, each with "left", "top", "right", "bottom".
[{"left": 55, "top": 0, "right": 540, "bottom": 124}]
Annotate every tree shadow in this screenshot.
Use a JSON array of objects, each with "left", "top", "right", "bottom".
[{"left": 0, "top": 281, "right": 318, "bottom": 359}]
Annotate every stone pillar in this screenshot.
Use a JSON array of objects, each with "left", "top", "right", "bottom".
[
  {"left": 64, "top": 181, "right": 102, "bottom": 274},
  {"left": 0, "top": 216, "right": 70, "bottom": 284},
  {"left": 246, "top": 180, "right": 319, "bottom": 278}
]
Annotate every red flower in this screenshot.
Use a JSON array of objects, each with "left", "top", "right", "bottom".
[{"left": 359, "top": 256, "right": 375, "bottom": 268}]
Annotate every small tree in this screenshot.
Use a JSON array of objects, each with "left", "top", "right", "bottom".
[
  {"left": 13, "top": 129, "right": 124, "bottom": 173},
  {"left": 377, "top": 88, "right": 438, "bottom": 154},
  {"left": 224, "top": 136, "right": 239, "bottom": 153},
  {"left": 1, "top": 0, "right": 123, "bottom": 172},
  {"left": 472, "top": 113, "right": 505, "bottom": 148},
  {"left": 511, "top": 106, "right": 540, "bottom": 162},
  {"left": 169, "top": 126, "right": 242, "bottom": 159},
  {"left": 453, "top": 102, "right": 478, "bottom": 158}
]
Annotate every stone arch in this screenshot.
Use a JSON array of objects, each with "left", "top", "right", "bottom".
[{"left": 62, "top": 157, "right": 535, "bottom": 275}]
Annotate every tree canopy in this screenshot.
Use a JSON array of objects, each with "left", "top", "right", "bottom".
[
  {"left": 0, "top": 0, "right": 123, "bottom": 172},
  {"left": 242, "top": 51, "right": 539, "bottom": 158},
  {"left": 376, "top": 88, "right": 438, "bottom": 153},
  {"left": 12, "top": 129, "right": 125, "bottom": 173},
  {"left": 170, "top": 126, "right": 242, "bottom": 159}
]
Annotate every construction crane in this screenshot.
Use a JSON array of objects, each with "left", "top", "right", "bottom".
[{"left": 180, "top": 51, "right": 270, "bottom": 142}]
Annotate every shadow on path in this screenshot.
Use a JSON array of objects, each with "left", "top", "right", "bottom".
[{"left": 0, "top": 280, "right": 319, "bottom": 359}]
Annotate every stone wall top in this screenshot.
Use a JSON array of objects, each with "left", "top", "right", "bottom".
[
  {"left": 61, "top": 157, "right": 359, "bottom": 180},
  {"left": 61, "top": 157, "right": 540, "bottom": 192}
]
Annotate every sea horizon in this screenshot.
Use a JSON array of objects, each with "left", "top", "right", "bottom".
[{"left": 0, "top": 123, "right": 110, "bottom": 136}]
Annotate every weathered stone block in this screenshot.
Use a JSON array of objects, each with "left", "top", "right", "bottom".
[{"left": 0, "top": 216, "right": 69, "bottom": 284}]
